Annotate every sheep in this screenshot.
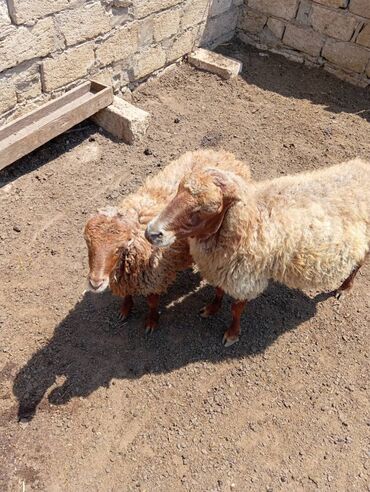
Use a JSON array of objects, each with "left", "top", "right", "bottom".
[
  {"left": 145, "top": 157, "right": 370, "bottom": 346},
  {"left": 84, "top": 149, "right": 252, "bottom": 333}
]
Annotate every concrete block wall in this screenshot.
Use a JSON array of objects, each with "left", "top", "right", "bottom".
[
  {"left": 0, "top": 0, "right": 241, "bottom": 124},
  {"left": 237, "top": 0, "right": 370, "bottom": 87}
]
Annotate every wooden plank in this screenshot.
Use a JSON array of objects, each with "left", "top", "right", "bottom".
[{"left": 0, "top": 81, "right": 113, "bottom": 171}]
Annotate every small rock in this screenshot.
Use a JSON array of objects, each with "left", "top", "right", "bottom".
[
  {"left": 13, "top": 225, "right": 21, "bottom": 232},
  {"left": 144, "top": 148, "right": 153, "bottom": 156},
  {"left": 174, "top": 117, "right": 181, "bottom": 124}
]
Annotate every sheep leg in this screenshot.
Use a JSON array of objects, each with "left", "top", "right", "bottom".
[
  {"left": 335, "top": 262, "right": 363, "bottom": 299},
  {"left": 119, "top": 295, "right": 133, "bottom": 321},
  {"left": 200, "top": 287, "right": 224, "bottom": 318},
  {"left": 145, "top": 294, "right": 160, "bottom": 334},
  {"left": 222, "top": 300, "right": 247, "bottom": 347}
]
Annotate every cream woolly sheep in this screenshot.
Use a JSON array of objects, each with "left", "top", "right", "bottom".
[
  {"left": 84, "top": 149, "right": 252, "bottom": 332},
  {"left": 146, "top": 157, "right": 370, "bottom": 345}
]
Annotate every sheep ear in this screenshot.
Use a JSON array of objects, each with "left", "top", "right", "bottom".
[
  {"left": 206, "top": 168, "right": 237, "bottom": 197},
  {"left": 97, "top": 206, "right": 119, "bottom": 217}
]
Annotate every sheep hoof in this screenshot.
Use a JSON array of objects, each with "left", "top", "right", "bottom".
[
  {"left": 222, "top": 334, "right": 239, "bottom": 347},
  {"left": 144, "top": 321, "right": 158, "bottom": 334},
  {"left": 335, "top": 290, "right": 342, "bottom": 300}
]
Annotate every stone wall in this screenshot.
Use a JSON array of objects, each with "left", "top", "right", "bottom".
[
  {"left": 237, "top": 0, "right": 370, "bottom": 87},
  {"left": 0, "top": 0, "right": 241, "bottom": 124}
]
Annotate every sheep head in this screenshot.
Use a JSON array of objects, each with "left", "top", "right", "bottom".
[
  {"left": 84, "top": 207, "right": 135, "bottom": 293},
  {"left": 145, "top": 168, "right": 239, "bottom": 247}
]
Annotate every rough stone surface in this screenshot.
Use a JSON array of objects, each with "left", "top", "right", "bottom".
[
  {"left": 11, "top": 64, "right": 42, "bottom": 102},
  {"left": 296, "top": 0, "right": 312, "bottom": 25},
  {"left": 248, "top": 0, "right": 298, "bottom": 21},
  {"left": 349, "top": 0, "right": 370, "bottom": 19},
  {"left": 153, "top": 8, "right": 181, "bottom": 42},
  {"left": 209, "top": 0, "right": 233, "bottom": 18},
  {"left": 357, "top": 23, "right": 370, "bottom": 48},
  {"left": 0, "top": 79, "right": 17, "bottom": 114},
  {"left": 41, "top": 44, "right": 95, "bottom": 92},
  {"left": 92, "top": 95, "right": 150, "bottom": 143},
  {"left": 311, "top": 5, "right": 357, "bottom": 41},
  {"left": 267, "top": 18, "right": 285, "bottom": 39},
  {"left": 238, "top": 9, "right": 267, "bottom": 34},
  {"left": 188, "top": 48, "right": 242, "bottom": 79},
  {"left": 202, "top": 7, "right": 239, "bottom": 45},
  {"left": 0, "top": 18, "right": 58, "bottom": 72},
  {"left": 7, "top": 0, "right": 69, "bottom": 24},
  {"left": 182, "top": 0, "right": 209, "bottom": 29},
  {"left": 322, "top": 38, "right": 369, "bottom": 72},
  {"left": 367, "top": 60, "right": 370, "bottom": 77},
  {"left": 167, "top": 29, "right": 197, "bottom": 62},
  {"left": 135, "top": 0, "right": 182, "bottom": 18},
  {"left": 283, "top": 24, "right": 324, "bottom": 56},
  {"left": 0, "top": 0, "right": 11, "bottom": 29},
  {"left": 56, "top": 3, "right": 111, "bottom": 46},
  {"left": 314, "top": 0, "right": 348, "bottom": 6},
  {"left": 134, "top": 46, "right": 167, "bottom": 79},
  {"left": 139, "top": 17, "right": 154, "bottom": 47},
  {"left": 96, "top": 24, "right": 139, "bottom": 66}
]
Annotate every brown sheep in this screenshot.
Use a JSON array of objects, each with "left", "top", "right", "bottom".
[
  {"left": 146, "top": 157, "right": 370, "bottom": 345},
  {"left": 84, "top": 149, "right": 252, "bottom": 332}
]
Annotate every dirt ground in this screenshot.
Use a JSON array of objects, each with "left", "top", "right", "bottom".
[{"left": 0, "top": 41, "right": 369, "bottom": 491}]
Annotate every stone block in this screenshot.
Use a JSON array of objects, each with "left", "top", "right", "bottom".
[
  {"left": 283, "top": 24, "right": 324, "bottom": 56},
  {"left": 139, "top": 17, "right": 153, "bottom": 47},
  {"left": 349, "top": 0, "right": 370, "bottom": 19},
  {"left": 202, "top": 7, "right": 238, "bottom": 45},
  {"left": 322, "top": 38, "right": 369, "bottom": 72},
  {"left": 209, "top": 0, "right": 232, "bottom": 18},
  {"left": 238, "top": 9, "right": 267, "bottom": 34},
  {"left": 296, "top": 0, "right": 312, "bottom": 25},
  {"left": 7, "top": 0, "right": 68, "bottom": 24},
  {"left": 182, "top": 0, "right": 210, "bottom": 29},
  {"left": 56, "top": 3, "right": 111, "bottom": 46},
  {"left": 314, "top": 0, "right": 348, "bottom": 6},
  {"left": 357, "top": 23, "right": 370, "bottom": 47},
  {"left": 167, "top": 29, "right": 196, "bottom": 62},
  {"left": 41, "top": 44, "right": 95, "bottom": 92},
  {"left": 188, "top": 48, "right": 242, "bottom": 79},
  {"left": 267, "top": 18, "right": 285, "bottom": 38},
  {"left": 12, "top": 64, "right": 42, "bottom": 102},
  {"left": 96, "top": 23, "right": 139, "bottom": 66},
  {"left": 0, "top": 0, "right": 11, "bottom": 29},
  {"left": 135, "top": 0, "right": 182, "bottom": 18},
  {"left": 153, "top": 8, "right": 181, "bottom": 42},
  {"left": 311, "top": 5, "right": 357, "bottom": 41},
  {"left": 248, "top": 0, "right": 298, "bottom": 21},
  {"left": 0, "top": 18, "right": 58, "bottom": 72},
  {"left": 134, "top": 46, "right": 167, "bottom": 79},
  {"left": 92, "top": 96, "right": 150, "bottom": 144},
  {"left": 0, "top": 80, "right": 17, "bottom": 114}
]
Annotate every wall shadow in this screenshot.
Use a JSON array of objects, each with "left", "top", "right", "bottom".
[
  {"left": 0, "top": 122, "right": 99, "bottom": 189},
  {"left": 13, "top": 269, "right": 333, "bottom": 421},
  {"left": 217, "top": 40, "right": 370, "bottom": 123}
]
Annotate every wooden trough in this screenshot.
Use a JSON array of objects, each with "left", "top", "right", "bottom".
[{"left": 0, "top": 81, "right": 113, "bottom": 171}]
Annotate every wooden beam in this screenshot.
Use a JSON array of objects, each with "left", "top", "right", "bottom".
[{"left": 0, "top": 81, "right": 113, "bottom": 171}]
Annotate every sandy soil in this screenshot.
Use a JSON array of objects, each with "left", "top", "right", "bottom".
[{"left": 0, "top": 42, "right": 369, "bottom": 491}]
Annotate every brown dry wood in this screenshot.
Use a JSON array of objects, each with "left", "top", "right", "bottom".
[{"left": 0, "top": 81, "right": 113, "bottom": 171}]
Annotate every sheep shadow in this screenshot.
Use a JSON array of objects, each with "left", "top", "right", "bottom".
[
  {"left": 13, "top": 270, "right": 333, "bottom": 421},
  {"left": 218, "top": 40, "right": 370, "bottom": 123}
]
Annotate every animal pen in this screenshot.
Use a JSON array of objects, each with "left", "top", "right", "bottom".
[{"left": 0, "top": 0, "right": 369, "bottom": 490}]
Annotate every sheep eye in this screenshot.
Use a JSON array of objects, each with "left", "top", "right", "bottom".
[{"left": 189, "top": 212, "right": 201, "bottom": 226}]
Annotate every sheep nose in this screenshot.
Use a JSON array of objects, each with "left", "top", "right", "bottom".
[
  {"left": 145, "top": 223, "right": 163, "bottom": 243},
  {"left": 89, "top": 277, "right": 104, "bottom": 290}
]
